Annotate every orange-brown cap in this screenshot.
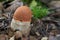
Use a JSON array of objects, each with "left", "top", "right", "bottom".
[{"left": 13, "top": 6, "right": 32, "bottom": 22}]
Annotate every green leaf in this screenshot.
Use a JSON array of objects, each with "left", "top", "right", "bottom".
[{"left": 30, "top": 0, "right": 37, "bottom": 9}]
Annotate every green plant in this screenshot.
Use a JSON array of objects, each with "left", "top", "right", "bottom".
[
  {"left": 30, "top": 0, "right": 48, "bottom": 19},
  {"left": 32, "top": 6, "right": 48, "bottom": 19}
]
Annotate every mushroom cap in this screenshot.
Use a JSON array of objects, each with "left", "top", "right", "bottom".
[{"left": 13, "top": 6, "right": 32, "bottom": 22}]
